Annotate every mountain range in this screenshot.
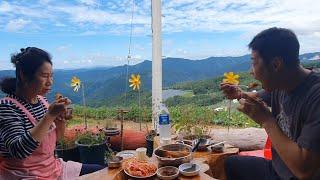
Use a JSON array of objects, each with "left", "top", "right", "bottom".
[{"left": 0, "top": 52, "right": 319, "bottom": 106}]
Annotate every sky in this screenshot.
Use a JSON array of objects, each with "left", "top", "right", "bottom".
[{"left": 0, "top": 0, "right": 319, "bottom": 70}]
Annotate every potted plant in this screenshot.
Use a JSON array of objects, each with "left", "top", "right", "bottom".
[
  {"left": 173, "top": 105, "right": 213, "bottom": 147},
  {"left": 55, "top": 128, "right": 80, "bottom": 162},
  {"left": 75, "top": 126, "right": 107, "bottom": 165}
]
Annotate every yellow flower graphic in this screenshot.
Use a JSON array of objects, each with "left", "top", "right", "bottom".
[
  {"left": 71, "top": 76, "right": 81, "bottom": 92},
  {"left": 129, "top": 74, "right": 141, "bottom": 90},
  {"left": 223, "top": 72, "right": 240, "bottom": 85}
]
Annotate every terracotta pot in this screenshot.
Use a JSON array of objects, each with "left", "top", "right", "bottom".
[{"left": 109, "top": 130, "right": 146, "bottom": 151}]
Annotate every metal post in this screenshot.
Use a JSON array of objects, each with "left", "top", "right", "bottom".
[
  {"left": 118, "top": 109, "right": 128, "bottom": 151},
  {"left": 121, "top": 111, "right": 124, "bottom": 151},
  {"left": 82, "top": 83, "right": 87, "bottom": 129}
]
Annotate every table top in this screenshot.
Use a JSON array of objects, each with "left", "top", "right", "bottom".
[
  {"left": 153, "top": 137, "right": 239, "bottom": 180},
  {"left": 77, "top": 138, "right": 239, "bottom": 180},
  {"left": 77, "top": 158, "right": 217, "bottom": 180}
]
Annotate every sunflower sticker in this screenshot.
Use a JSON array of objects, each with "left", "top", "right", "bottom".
[
  {"left": 129, "top": 74, "right": 141, "bottom": 91},
  {"left": 71, "top": 76, "right": 81, "bottom": 92}
]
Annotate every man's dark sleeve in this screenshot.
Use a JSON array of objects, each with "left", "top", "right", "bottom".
[{"left": 297, "top": 98, "right": 320, "bottom": 152}]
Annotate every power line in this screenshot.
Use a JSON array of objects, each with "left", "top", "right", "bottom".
[{"left": 124, "top": 0, "right": 135, "bottom": 107}]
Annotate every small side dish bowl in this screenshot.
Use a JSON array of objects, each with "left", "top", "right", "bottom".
[
  {"left": 211, "top": 143, "right": 224, "bottom": 153},
  {"left": 179, "top": 163, "right": 200, "bottom": 177},
  {"left": 116, "top": 150, "right": 135, "bottom": 160},
  {"left": 107, "top": 156, "right": 123, "bottom": 168},
  {"left": 156, "top": 166, "right": 179, "bottom": 180}
]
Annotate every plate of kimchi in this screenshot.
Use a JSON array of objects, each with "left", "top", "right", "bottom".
[{"left": 123, "top": 158, "right": 157, "bottom": 178}]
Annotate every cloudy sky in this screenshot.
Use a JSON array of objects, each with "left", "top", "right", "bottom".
[{"left": 0, "top": 0, "right": 319, "bottom": 70}]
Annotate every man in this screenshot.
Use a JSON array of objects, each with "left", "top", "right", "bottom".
[{"left": 221, "top": 27, "right": 320, "bottom": 180}]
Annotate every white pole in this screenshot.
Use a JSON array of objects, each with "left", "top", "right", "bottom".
[{"left": 151, "top": 0, "right": 162, "bottom": 132}]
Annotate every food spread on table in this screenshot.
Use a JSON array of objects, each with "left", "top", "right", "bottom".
[
  {"left": 158, "top": 149, "right": 190, "bottom": 158},
  {"left": 161, "top": 168, "right": 177, "bottom": 176},
  {"left": 123, "top": 158, "right": 157, "bottom": 177}
]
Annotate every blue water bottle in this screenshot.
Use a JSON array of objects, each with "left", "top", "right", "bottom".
[{"left": 158, "top": 103, "right": 171, "bottom": 144}]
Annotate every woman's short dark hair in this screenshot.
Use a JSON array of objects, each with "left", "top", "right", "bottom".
[
  {"left": 0, "top": 47, "right": 52, "bottom": 94},
  {"left": 248, "top": 27, "right": 300, "bottom": 67}
]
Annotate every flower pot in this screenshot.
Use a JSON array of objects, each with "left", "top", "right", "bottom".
[
  {"left": 109, "top": 130, "right": 147, "bottom": 151},
  {"left": 76, "top": 141, "right": 107, "bottom": 165},
  {"left": 145, "top": 135, "right": 154, "bottom": 157},
  {"left": 104, "top": 127, "right": 120, "bottom": 136},
  {"left": 55, "top": 145, "right": 80, "bottom": 162}
]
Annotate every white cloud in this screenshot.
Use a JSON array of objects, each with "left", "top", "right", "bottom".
[
  {"left": 78, "top": 31, "right": 98, "bottom": 36},
  {"left": 130, "top": 54, "right": 142, "bottom": 60},
  {"left": 176, "top": 48, "right": 188, "bottom": 55},
  {"left": 54, "top": 51, "right": 146, "bottom": 69},
  {"left": 310, "top": 55, "right": 320, "bottom": 61},
  {"left": 55, "top": 22, "right": 66, "bottom": 27},
  {"left": 1, "top": 0, "right": 319, "bottom": 36},
  {"left": 0, "top": 1, "right": 50, "bottom": 18},
  {"left": 0, "top": 0, "right": 319, "bottom": 64},
  {"left": 0, "top": 60, "right": 13, "bottom": 70},
  {"left": 39, "top": 0, "right": 53, "bottom": 5},
  {"left": 53, "top": 4, "right": 148, "bottom": 27},
  {"left": 0, "top": 1, "right": 12, "bottom": 12},
  {"left": 78, "top": 0, "right": 100, "bottom": 7},
  {"left": 5, "top": 19, "right": 30, "bottom": 32},
  {"left": 164, "top": 46, "right": 249, "bottom": 60},
  {"left": 57, "top": 45, "right": 72, "bottom": 52},
  {"left": 159, "top": 0, "right": 320, "bottom": 38}
]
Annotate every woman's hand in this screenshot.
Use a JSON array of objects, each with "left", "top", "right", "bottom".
[
  {"left": 31, "top": 98, "right": 70, "bottom": 142},
  {"left": 52, "top": 97, "right": 72, "bottom": 140},
  {"left": 55, "top": 114, "right": 65, "bottom": 121},
  {"left": 47, "top": 102, "right": 67, "bottom": 118},
  {"left": 48, "top": 97, "right": 71, "bottom": 118},
  {"left": 65, "top": 107, "right": 73, "bottom": 120},
  {"left": 54, "top": 113, "right": 67, "bottom": 141},
  {"left": 55, "top": 114, "right": 66, "bottom": 123}
]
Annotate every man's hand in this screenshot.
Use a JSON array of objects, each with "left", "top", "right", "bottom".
[
  {"left": 220, "top": 83, "right": 242, "bottom": 100},
  {"left": 237, "top": 93, "right": 274, "bottom": 126}
]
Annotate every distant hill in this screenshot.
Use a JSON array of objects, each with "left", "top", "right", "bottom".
[{"left": 0, "top": 52, "right": 319, "bottom": 106}]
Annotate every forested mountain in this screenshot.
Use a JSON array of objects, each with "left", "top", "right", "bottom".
[{"left": 0, "top": 52, "right": 319, "bottom": 106}]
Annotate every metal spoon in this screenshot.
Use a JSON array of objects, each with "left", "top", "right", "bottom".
[
  {"left": 184, "top": 164, "right": 196, "bottom": 172},
  {"left": 192, "top": 138, "right": 206, "bottom": 152},
  {"left": 207, "top": 141, "right": 226, "bottom": 148}
]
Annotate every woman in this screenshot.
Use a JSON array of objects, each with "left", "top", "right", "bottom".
[{"left": 0, "top": 47, "right": 104, "bottom": 179}]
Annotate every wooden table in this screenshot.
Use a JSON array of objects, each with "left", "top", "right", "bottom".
[
  {"left": 153, "top": 137, "right": 239, "bottom": 180},
  {"left": 192, "top": 144, "right": 239, "bottom": 180},
  {"left": 78, "top": 139, "right": 238, "bottom": 180},
  {"left": 77, "top": 159, "right": 216, "bottom": 180}
]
